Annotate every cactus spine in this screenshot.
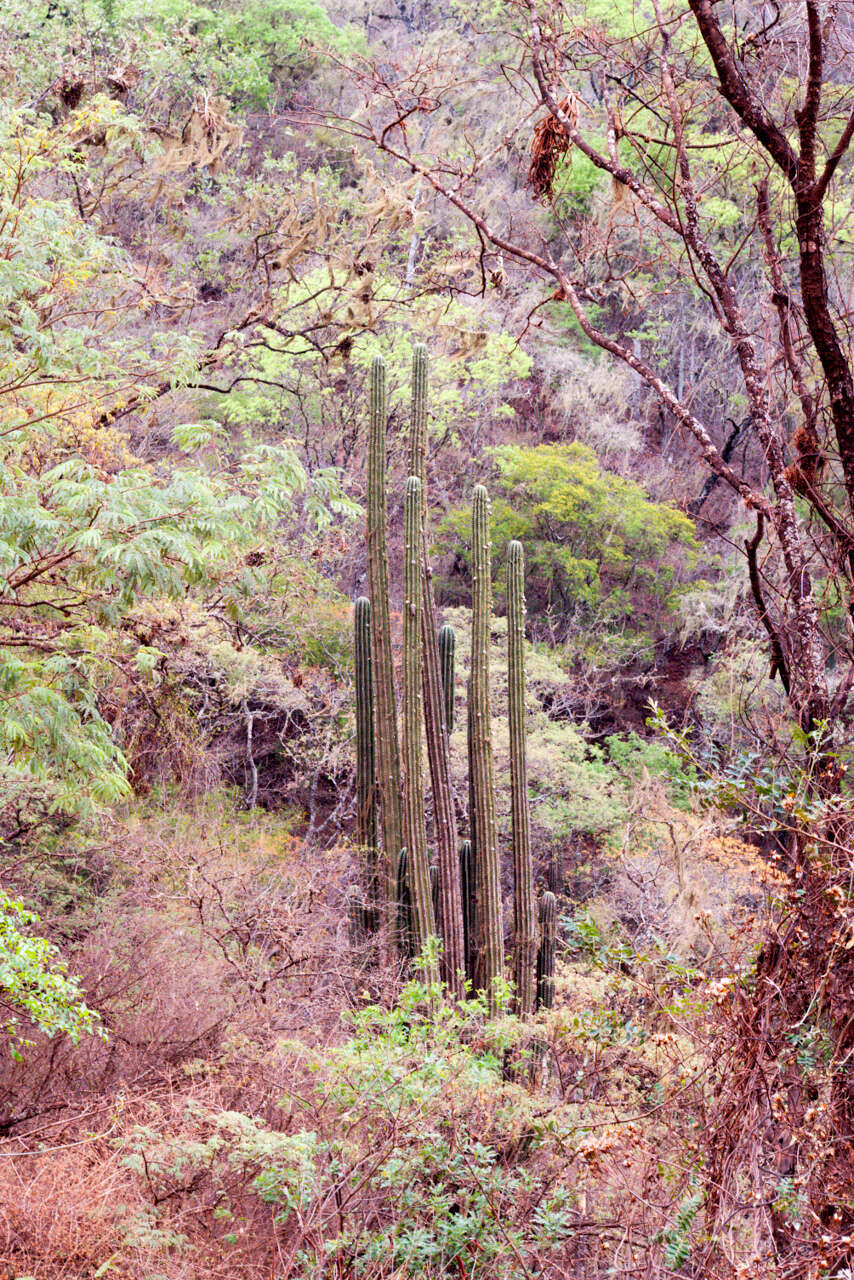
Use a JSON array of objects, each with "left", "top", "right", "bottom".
[
  {"left": 408, "top": 345, "right": 465, "bottom": 995},
  {"left": 402, "top": 475, "right": 438, "bottom": 975},
  {"left": 366, "top": 356, "right": 405, "bottom": 912},
  {"left": 507, "top": 541, "right": 536, "bottom": 1015},
  {"left": 469, "top": 485, "right": 504, "bottom": 1008},
  {"left": 438, "top": 624, "right": 456, "bottom": 733},
  {"left": 536, "top": 891, "right": 557, "bottom": 1012},
  {"left": 354, "top": 597, "right": 379, "bottom": 933}
]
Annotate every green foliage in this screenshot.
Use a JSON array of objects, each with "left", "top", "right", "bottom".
[
  {"left": 265, "top": 985, "right": 570, "bottom": 1276},
  {"left": 0, "top": 448, "right": 356, "bottom": 815},
  {"left": 0, "top": 892, "right": 103, "bottom": 1054},
  {"left": 0, "top": 102, "right": 199, "bottom": 432},
  {"left": 439, "top": 442, "right": 697, "bottom": 626},
  {"left": 215, "top": 290, "right": 533, "bottom": 471},
  {"left": 606, "top": 731, "right": 697, "bottom": 809},
  {"left": 659, "top": 1187, "right": 703, "bottom": 1272},
  {"left": 7, "top": 0, "right": 357, "bottom": 110}
]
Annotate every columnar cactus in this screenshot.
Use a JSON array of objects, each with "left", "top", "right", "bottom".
[
  {"left": 354, "top": 596, "right": 379, "bottom": 933},
  {"left": 429, "top": 862, "right": 440, "bottom": 926},
  {"left": 469, "top": 485, "right": 504, "bottom": 1008},
  {"left": 438, "top": 624, "right": 456, "bottom": 733},
  {"left": 465, "top": 676, "right": 477, "bottom": 984},
  {"left": 408, "top": 345, "right": 465, "bottom": 995},
  {"left": 397, "top": 846, "right": 413, "bottom": 959},
  {"left": 366, "top": 355, "right": 404, "bottom": 909},
  {"left": 536, "top": 891, "right": 557, "bottom": 1012},
  {"left": 507, "top": 542, "right": 536, "bottom": 1015},
  {"left": 459, "top": 839, "right": 474, "bottom": 986},
  {"left": 402, "top": 475, "right": 438, "bottom": 975}
]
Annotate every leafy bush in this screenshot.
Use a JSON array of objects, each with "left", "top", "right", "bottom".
[
  {"left": 438, "top": 442, "right": 698, "bottom": 628},
  {"left": 0, "top": 892, "right": 103, "bottom": 1055},
  {"left": 9, "top": 0, "right": 357, "bottom": 109},
  {"left": 606, "top": 731, "right": 697, "bottom": 809},
  {"left": 121, "top": 981, "right": 583, "bottom": 1277}
]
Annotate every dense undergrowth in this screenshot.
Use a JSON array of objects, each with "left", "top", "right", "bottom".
[
  {"left": 0, "top": 786, "right": 777, "bottom": 1279},
  {"left": 2, "top": 1, "right": 854, "bottom": 1278}
]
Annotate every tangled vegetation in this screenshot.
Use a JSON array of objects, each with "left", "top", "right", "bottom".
[{"left": 2, "top": 2, "right": 854, "bottom": 1278}]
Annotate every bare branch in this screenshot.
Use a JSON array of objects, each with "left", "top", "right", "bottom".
[{"left": 686, "top": 0, "right": 799, "bottom": 181}]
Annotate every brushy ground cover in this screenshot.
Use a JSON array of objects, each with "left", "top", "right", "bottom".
[{"left": 0, "top": 775, "right": 778, "bottom": 1280}]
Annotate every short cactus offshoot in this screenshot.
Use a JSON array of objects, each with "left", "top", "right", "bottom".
[
  {"left": 536, "top": 892, "right": 557, "bottom": 1012},
  {"left": 438, "top": 625, "right": 456, "bottom": 733}
]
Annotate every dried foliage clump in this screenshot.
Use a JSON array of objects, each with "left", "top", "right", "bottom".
[
  {"left": 705, "top": 814, "right": 854, "bottom": 1280},
  {"left": 527, "top": 93, "right": 577, "bottom": 199}
]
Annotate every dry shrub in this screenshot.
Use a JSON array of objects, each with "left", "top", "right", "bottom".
[
  {"left": 0, "top": 1082, "right": 284, "bottom": 1280},
  {"left": 0, "top": 799, "right": 367, "bottom": 1132},
  {"left": 703, "top": 811, "right": 854, "bottom": 1280},
  {"left": 0, "top": 1134, "right": 157, "bottom": 1280},
  {"left": 612, "top": 781, "right": 784, "bottom": 962}
]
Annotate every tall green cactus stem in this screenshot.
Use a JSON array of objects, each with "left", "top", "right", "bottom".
[
  {"left": 402, "top": 475, "right": 438, "bottom": 977},
  {"left": 536, "top": 891, "right": 557, "bottom": 1012},
  {"left": 459, "top": 840, "right": 474, "bottom": 986},
  {"left": 470, "top": 485, "right": 504, "bottom": 1009},
  {"left": 429, "top": 863, "right": 440, "bottom": 928},
  {"left": 408, "top": 345, "right": 465, "bottom": 995},
  {"left": 507, "top": 541, "right": 536, "bottom": 1016},
  {"left": 465, "top": 677, "right": 477, "bottom": 984},
  {"left": 366, "top": 355, "right": 404, "bottom": 912},
  {"left": 438, "top": 625, "right": 456, "bottom": 733},
  {"left": 354, "top": 597, "right": 379, "bottom": 933}
]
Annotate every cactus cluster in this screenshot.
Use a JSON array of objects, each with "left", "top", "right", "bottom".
[{"left": 356, "top": 345, "right": 554, "bottom": 1020}]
